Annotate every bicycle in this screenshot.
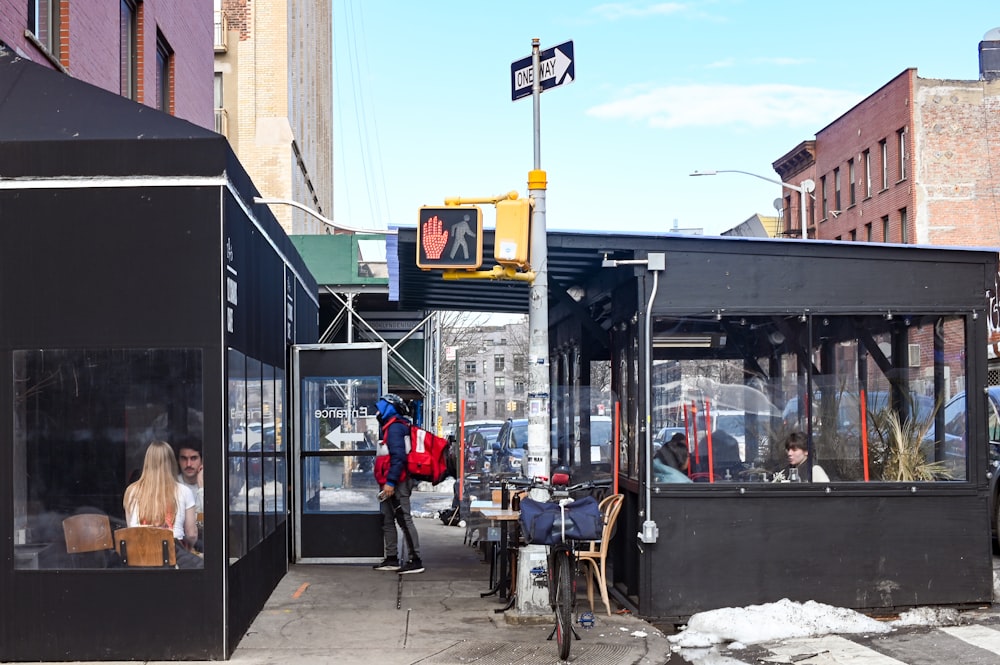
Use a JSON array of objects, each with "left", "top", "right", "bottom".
[{"left": 512, "top": 469, "right": 606, "bottom": 660}]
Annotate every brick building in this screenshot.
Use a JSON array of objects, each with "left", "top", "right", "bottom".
[
  {"left": 0, "top": 1, "right": 213, "bottom": 129},
  {"left": 772, "top": 29, "right": 1000, "bottom": 369},
  {"left": 214, "top": 0, "right": 334, "bottom": 236}
]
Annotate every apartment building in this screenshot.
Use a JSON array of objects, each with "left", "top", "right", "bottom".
[
  {"left": 772, "top": 30, "right": 1000, "bottom": 374},
  {"left": 772, "top": 30, "right": 1000, "bottom": 248},
  {"left": 214, "top": 0, "right": 333, "bottom": 236},
  {"left": 443, "top": 320, "right": 528, "bottom": 428},
  {"left": 0, "top": 1, "right": 213, "bottom": 129}
]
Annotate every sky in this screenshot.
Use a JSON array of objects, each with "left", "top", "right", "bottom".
[{"left": 331, "top": 1, "right": 999, "bottom": 237}]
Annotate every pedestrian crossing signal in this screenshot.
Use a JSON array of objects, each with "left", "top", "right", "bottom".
[{"left": 416, "top": 206, "right": 483, "bottom": 270}]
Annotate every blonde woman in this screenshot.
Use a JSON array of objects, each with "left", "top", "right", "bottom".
[{"left": 123, "top": 440, "right": 202, "bottom": 568}]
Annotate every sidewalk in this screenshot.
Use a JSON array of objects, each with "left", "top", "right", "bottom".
[{"left": 230, "top": 517, "right": 673, "bottom": 665}]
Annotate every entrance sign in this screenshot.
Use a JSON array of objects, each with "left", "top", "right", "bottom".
[{"left": 510, "top": 40, "right": 575, "bottom": 101}]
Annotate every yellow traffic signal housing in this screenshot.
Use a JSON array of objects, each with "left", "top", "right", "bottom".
[
  {"left": 416, "top": 206, "right": 483, "bottom": 270},
  {"left": 494, "top": 198, "right": 532, "bottom": 269}
]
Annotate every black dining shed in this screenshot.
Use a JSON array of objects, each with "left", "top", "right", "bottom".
[
  {"left": 0, "top": 48, "right": 317, "bottom": 660},
  {"left": 394, "top": 224, "right": 998, "bottom": 621}
]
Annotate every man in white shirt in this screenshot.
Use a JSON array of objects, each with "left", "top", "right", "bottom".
[{"left": 176, "top": 439, "right": 204, "bottom": 552}]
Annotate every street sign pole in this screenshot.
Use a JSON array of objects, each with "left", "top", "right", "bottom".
[{"left": 518, "top": 37, "right": 554, "bottom": 616}]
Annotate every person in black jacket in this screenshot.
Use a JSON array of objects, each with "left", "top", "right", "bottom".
[{"left": 372, "top": 393, "right": 423, "bottom": 574}]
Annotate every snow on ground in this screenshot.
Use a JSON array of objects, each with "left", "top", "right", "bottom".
[{"left": 669, "top": 597, "right": 966, "bottom": 651}]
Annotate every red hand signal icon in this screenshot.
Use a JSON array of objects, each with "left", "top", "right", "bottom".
[{"left": 422, "top": 215, "right": 449, "bottom": 259}]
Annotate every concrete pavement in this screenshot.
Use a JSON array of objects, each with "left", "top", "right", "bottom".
[{"left": 229, "top": 517, "right": 672, "bottom": 665}]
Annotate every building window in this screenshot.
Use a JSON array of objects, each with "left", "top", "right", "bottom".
[
  {"left": 849, "top": 229, "right": 857, "bottom": 242},
  {"left": 897, "top": 128, "right": 907, "bottom": 180},
  {"left": 214, "top": 72, "right": 228, "bottom": 134},
  {"left": 495, "top": 399, "right": 506, "bottom": 415},
  {"left": 464, "top": 360, "right": 476, "bottom": 374},
  {"left": 847, "top": 159, "right": 856, "bottom": 206},
  {"left": 820, "top": 176, "right": 828, "bottom": 219},
  {"left": 865, "top": 223, "right": 872, "bottom": 242},
  {"left": 483, "top": 401, "right": 489, "bottom": 416},
  {"left": 465, "top": 381, "right": 475, "bottom": 397},
  {"left": 881, "top": 215, "right": 890, "bottom": 242},
  {"left": 120, "top": 0, "right": 138, "bottom": 100},
  {"left": 863, "top": 149, "right": 872, "bottom": 198},
  {"left": 833, "top": 167, "right": 841, "bottom": 211},
  {"left": 879, "top": 139, "right": 888, "bottom": 190},
  {"left": 28, "top": 0, "right": 61, "bottom": 55},
  {"left": 481, "top": 359, "right": 487, "bottom": 373},
  {"left": 466, "top": 402, "right": 477, "bottom": 415},
  {"left": 155, "top": 32, "right": 173, "bottom": 114},
  {"left": 494, "top": 376, "right": 505, "bottom": 393},
  {"left": 494, "top": 354, "right": 505, "bottom": 371},
  {"left": 513, "top": 356, "right": 525, "bottom": 372},
  {"left": 899, "top": 208, "right": 908, "bottom": 243},
  {"left": 13, "top": 348, "right": 204, "bottom": 570}
]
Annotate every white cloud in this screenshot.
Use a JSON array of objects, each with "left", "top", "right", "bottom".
[{"left": 586, "top": 83, "right": 862, "bottom": 129}]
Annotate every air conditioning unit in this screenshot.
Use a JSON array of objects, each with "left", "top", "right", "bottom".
[{"left": 908, "top": 343, "right": 920, "bottom": 367}]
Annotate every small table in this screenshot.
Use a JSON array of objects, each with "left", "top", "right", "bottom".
[{"left": 478, "top": 508, "right": 520, "bottom": 609}]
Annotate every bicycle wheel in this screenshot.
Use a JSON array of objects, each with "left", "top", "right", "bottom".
[{"left": 552, "top": 548, "right": 574, "bottom": 660}]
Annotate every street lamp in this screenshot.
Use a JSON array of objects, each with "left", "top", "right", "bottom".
[
  {"left": 253, "top": 196, "right": 397, "bottom": 235},
  {"left": 690, "top": 170, "right": 815, "bottom": 239}
]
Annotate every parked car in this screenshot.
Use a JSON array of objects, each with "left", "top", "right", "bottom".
[
  {"left": 494, "top": 418, "right": 528, "bottom": 473},
  {"left": 939, "top": 387, "right": 1000, "bottom": 549},
  {"left": 458, "top": 420, "right": 503, "bottom": 472}
]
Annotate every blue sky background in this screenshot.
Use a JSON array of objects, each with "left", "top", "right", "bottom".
[{"left": 332, "top": 1, "right": 998, "bottom": 237}]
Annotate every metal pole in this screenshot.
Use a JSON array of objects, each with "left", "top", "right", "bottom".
[
  {"left": 800, "top": 187, "right": 807, "bottom": 239},
  {"left": 524, "top": 37, "right": 550, "bottom": 484},
  {"left": 518, "top": 37, "right": 552, "bottom": 616}
]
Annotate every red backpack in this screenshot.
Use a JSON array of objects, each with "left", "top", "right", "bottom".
[{"left": 376, "top": 418, "right": 453, "bottom": 485}]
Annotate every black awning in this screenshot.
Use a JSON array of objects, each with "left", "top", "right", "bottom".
[{"left": 0, "top": 44, "right": 225, "bottom": 178}]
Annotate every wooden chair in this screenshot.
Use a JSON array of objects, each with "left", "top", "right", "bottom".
[
  {"left": 114, "top": 526, "right": 176, "bottom": 567},
  {"left": 63, "top": 513, "right": 115, "bottom": 567},
  {"left": 577, "top": 493, "right": 624, "bottom": 616},
  {"left": 63, "top": 513, "right": 114, "bottom": 553}
]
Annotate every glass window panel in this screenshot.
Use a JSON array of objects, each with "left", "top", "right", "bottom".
[
  {"left": 275, "top": 367, "right": 287, "bottom": 522},
  {"left": 13, "top": 348, "right": 202, "bottom": 570},
  {"left": 262, "top": 364, "right": 276, "bottom": 535},
  {"left": 227, "top": 349, "right": 247, "bottom": 562},
  {"left": 245, "top": 357, "right": 263, "bottom": 548},
  {"left": 648, "top": 314, "right": 969, "bottom": 486},
  {"left": 301, "top": 456, "right": 380, "bottom": 513}
]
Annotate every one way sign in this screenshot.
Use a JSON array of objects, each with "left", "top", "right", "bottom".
[{"left": 510, "top": 40, "right": 574, "bottom": 102}]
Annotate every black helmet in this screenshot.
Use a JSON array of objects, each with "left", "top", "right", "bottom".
[{"left": 377, "top": 393, "right": 409, "bottom": 418}]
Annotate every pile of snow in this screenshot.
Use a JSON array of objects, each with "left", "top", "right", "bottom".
[
  {"left": 669, "top": 598, "right": 892, "bottom": 648},
  {"left": 670, "top": 598, "right": 971, "bottom": 650}
]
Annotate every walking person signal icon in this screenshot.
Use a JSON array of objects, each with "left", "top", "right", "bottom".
[{"left": 416, "top": 206, "right": 483, "bottom": 270}]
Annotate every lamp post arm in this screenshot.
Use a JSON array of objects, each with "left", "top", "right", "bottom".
[
  {"left": 691, "top": 169, "right": 804, "bottom": 194},
  {"left": 253, "top": 197, "right": 397, "bottom": 235}
]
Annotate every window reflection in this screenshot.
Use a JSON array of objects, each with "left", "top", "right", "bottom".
[
  {"left": 13, "top": 348, "right": 202, "bottom": 570},
  {"left": 647, "top": 314, "right": 968, "bottom": 485}
]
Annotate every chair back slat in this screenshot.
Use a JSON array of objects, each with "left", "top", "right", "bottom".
[{"left": 114, "top": 526, "right": 177, "bottom": 567}]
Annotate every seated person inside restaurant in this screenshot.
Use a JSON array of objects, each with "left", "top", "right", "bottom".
[
  {"left": 652, "top": 433, "right": 692, "bottom": 483},
  {"left": 780, "top": 431, "right": 830, "bottom": 482},
  {"left": 691, "top": 430, "right": 743, "bottom": 481}
]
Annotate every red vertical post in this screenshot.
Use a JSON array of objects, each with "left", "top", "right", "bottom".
[
  {"left": 860, "top": 390, "right": 870, "bottom": 481},
  {"left": 704, "top": 399, "right": 715, "bottom": 483},
  {"left": 458, "top": 401, "right": 467, "bottom": 501}
]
